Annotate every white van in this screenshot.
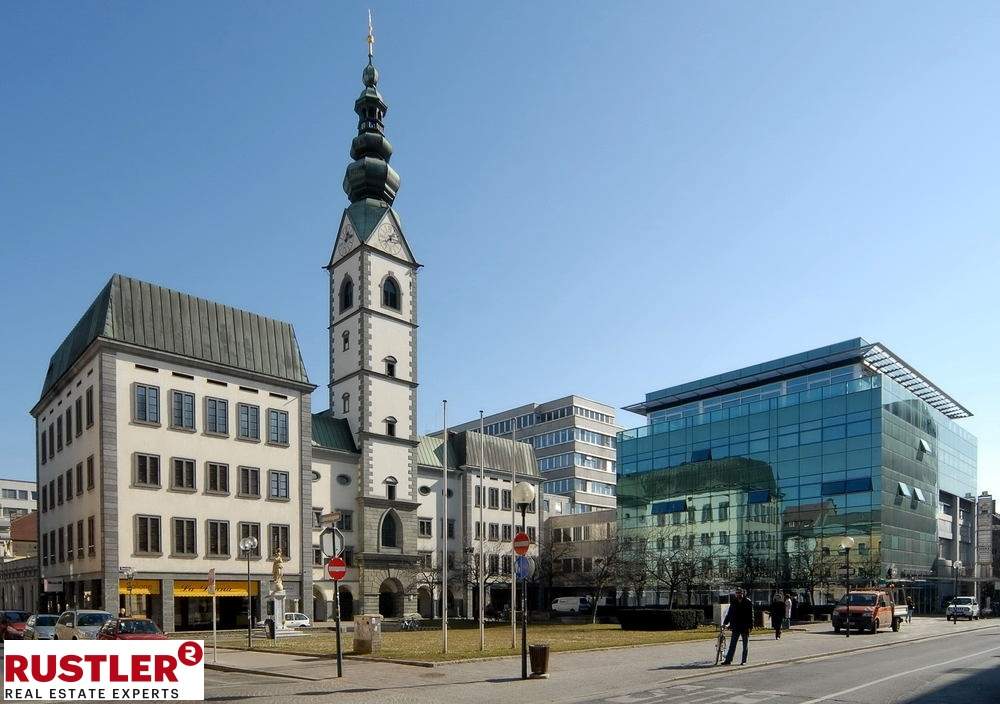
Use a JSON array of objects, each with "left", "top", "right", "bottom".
[{"left": 551, "top": 596, "right": 591, "bottom": 614}]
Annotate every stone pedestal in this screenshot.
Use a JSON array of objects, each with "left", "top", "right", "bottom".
[
  {"left": 353, "top": 614, "right": 383, "bottom": 654},
  {"left": 266, "top": 588, "right": 306, "bottom": 638}
]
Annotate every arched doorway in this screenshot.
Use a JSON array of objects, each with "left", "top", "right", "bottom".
[
  {"left": 417, "top": 587, "right": 434, "bottom": 618},
  {"left": 339, "top": 587, "right": 354, "bottom": 621},
  {"left": 313, "top": 588, "right": 328, "bottom": 623},
  {"left": 378, "top": 579, "right": 403, "bottom": 618}
]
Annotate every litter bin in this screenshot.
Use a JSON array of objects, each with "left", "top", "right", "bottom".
[
  {"left": 265, "top": 618, "right": 276, "bottom": 640},
  {"left": 529, "top": 643, "right": 550, "bottom": 679}
]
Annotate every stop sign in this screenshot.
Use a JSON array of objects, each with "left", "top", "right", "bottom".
[
  {"left": 513, "top": 532, "right": 531, "bottom": 556},
  {"left": 327, "top": 557, "right": 347, "bottom": 581}
]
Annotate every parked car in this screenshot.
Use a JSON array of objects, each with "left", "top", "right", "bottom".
[
  {"left": 0, "top": 610, "right": 31, "bottom": 641},
  {"left": 97, "top": 618, "right": 166, "bottom": 640},
  {"left": 54, "top": 610, "right": 113, "bottom": 640},
  {"left": 832, "top": 590, "right": 903, "bottom": 633},
  {"left": 946, "top": 596, "right": 980, "bottom": 621},
  {"left": 283, "top": 612, "right": 312, "bottom": 629},
  {"left": 551, "top": 596, "right": 592, "bottom": 615},
  {"left": 24, "top": 614, "right": 59, "bottom": 640}
]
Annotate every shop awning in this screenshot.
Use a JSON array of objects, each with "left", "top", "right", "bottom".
[
  {"left": 174, "top": 580, "right": 259, "bottom": 597},
  {"left": 118, "top": 579, "right": 161, "bottom": 596}
]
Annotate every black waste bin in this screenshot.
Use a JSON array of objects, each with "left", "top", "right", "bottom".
[
  {"left": 265, "top": 618, "right": 276, "bottom": 640},
  {"left": 529, "top": 643, "right": 550, "bottom": 679}
]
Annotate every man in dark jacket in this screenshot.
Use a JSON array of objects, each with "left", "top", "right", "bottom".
[{"left": 723, "top": 588, "right": 754, "bottom": 665}]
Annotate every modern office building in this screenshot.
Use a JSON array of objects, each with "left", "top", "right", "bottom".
[
  {"left": 618, "top": 339, "right": 977, "bottom": 611},
  {"left": 1, "top": 478, "right": 38, "bottom": 519},
  {"left": 451, "top": 396, "right": 621, "bottom": 513}
]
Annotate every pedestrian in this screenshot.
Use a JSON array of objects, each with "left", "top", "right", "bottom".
[
  {"left": 906, "top": 595, "right": 914, "bottom": 624},
  {"left": 784, "top": 593, "right": 793, "bottom": 630},
  {"left": 771, "top": 592, "right": 785, "bottom": 639},
  {"left": 723, "top": 588, "right": 754, "bottom": 665}
]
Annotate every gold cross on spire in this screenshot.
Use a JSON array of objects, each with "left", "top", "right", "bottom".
[{"left": 367, "top": 9, "right": 375, "bottom": 58}]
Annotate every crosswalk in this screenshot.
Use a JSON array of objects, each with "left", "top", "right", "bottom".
[{"left": 604, "top": 683, "right": 788, "bottom": 704}]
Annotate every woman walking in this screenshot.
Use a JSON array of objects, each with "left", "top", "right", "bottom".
[{"left": 772, "top": 592, "right": 786, "bottom": 639}]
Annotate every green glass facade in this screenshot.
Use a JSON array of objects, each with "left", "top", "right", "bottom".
[{"left": 618, "top": 340, "right": 977, "bottom": 602}]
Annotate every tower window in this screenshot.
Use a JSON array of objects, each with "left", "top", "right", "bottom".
[
  {"left": 339, "top": 277, "right": 354, "bottom": 312},
  {"left": 342, "top": 393, "right": 350, "bottom": 414},
  {"left": 385, "top": 476, "right": 398, "bottom": 501},
  {"left": 382, "top": 277, "right": 400, "bottom": 310},
  {"left": 385, "top": 416, "right": 397, "bottom": 437},
  {"left": 384, "top": 356, "right": 396, "bottom": 377},
  {"left": 381, "top": 510, "right": 400, "bottom": 548},
  {"left": 342, "top": 330, "right": 350, "bottom": 351}
]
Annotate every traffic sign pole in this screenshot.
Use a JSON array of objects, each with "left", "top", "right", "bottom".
[{"left": 327, "top": 557, "right": 347, "bottom": 677}]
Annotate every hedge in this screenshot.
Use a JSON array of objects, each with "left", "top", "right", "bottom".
[{"left": 618, "top": 608, "right": 703, "bottom": 631}]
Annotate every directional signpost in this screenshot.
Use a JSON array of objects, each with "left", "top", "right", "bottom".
[{"left": 327, "top": 556, "right": 347, "bottom": 678}]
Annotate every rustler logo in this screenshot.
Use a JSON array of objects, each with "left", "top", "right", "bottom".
[{"left": 3, "top": 640, "right": 204, "bottom": 701}]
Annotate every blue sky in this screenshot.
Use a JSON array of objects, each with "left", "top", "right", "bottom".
[{"left": 2, "top": 2, "right": 998, "bottom": 491}]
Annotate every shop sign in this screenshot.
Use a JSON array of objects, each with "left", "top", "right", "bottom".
[{"left": 173, "top": 580, "right": 259, "bottom": 598}]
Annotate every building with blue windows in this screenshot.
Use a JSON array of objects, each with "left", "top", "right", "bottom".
[{"left": 617, "top": 339, "right": 977, "bottom": 611}]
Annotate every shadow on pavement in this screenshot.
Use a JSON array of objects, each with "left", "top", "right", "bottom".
[
  {"left": 652, "top": 662, "right": 717, "bottom": 671},
  {"left": 901, "top": 663, "right": 1000, "bottom": 704}
]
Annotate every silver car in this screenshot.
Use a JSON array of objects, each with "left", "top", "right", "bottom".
[
  {"left": 54, "top": 610, "right": 113, "bottom": 640},
  {"left": 24, "top": 614, "right": 59, "bottom": 640}
]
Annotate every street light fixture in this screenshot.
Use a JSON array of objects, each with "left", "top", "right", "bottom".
[
  {"left": 952, "top": 560, "right": 963, "bottom": 622},
  {"left": 239, "top": 535, "right": 259, "bottom": 648},
  {"left": 839, "top": 536, "right": 855, "bottom": 639},
  {"left": 513, "top": 481, "right": 536, "bottom": 680}
]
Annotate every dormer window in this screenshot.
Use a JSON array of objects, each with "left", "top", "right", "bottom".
[
  {"left": 339, "top": 277, "right": 354, "bottom": 312},
  {"left": 384, "top": 476, "right": 398, "bottom": 501},
  {"left": 385, "top": 417, "right": 397, "bottom": 438},
  {"left": 384, "top": 356, "right": 397, "bottom": 378},
  {"left": 382, "top": 277, "right": 400, "bottom": 310}
]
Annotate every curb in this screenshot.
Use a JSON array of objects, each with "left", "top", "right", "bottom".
[{"left": 205, "top": 663, "right": 319, "bottom": 681}]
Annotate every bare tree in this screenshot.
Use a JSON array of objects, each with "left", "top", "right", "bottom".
[{"left": 788, "top": 543, "right": 836, "bottom": 605}]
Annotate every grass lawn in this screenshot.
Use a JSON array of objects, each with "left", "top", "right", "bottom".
[{"left": 191, "top": 622, "right": 719, "bottom": 663}]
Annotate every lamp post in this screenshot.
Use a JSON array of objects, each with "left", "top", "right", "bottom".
[
  {"left": 239, "top": 535, "right": 258, "bottom": 648},
  {"left": 839, "top": 536, "right": 855, "bottom": 638},
  {"left": 952, "top": 560, "right": 963, "bottom": 622},
  {"left": 119, "top": 566, "right": 135, "bottom": 617},
  {"left": 513, "top": 481, "right": 536, "bottom": 680}
]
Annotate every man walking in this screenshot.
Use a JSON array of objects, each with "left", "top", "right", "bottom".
[
  {"left": 771, "top": 592, "right": 785, "bottom": 639},
  {"left": 906, "top": 595, "right": 914, "bottom": 624},
  {"left": 723, "top": 588, "right": 754, "bottom": 665}
]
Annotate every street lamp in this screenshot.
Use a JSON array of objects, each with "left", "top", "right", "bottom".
[
  {"left": 513, "top": 481, "right": 536, "bottom": 680},
  {"left": 952, "top": 560, "right": 963, "bottom": 622},
  {"left": 839, "top": 536, "right": 855, "bottom": 638},
  {"left": 119, "top": 566, "right": 135, "bottom": 617},
  {"left": 239, "top": 535, "right": 258, "bottom": 648}
]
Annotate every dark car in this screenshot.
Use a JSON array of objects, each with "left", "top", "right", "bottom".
[
  {"left": 97, "top": 618, "right": 166, "bottom": 640},
  {"left": 0, "top": 610, "right": 32, "bottom": 642}
]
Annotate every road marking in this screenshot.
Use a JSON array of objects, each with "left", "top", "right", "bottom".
[
  {"left": 798, "top": 644, "right": 1000, "bottom": 704},
  {"left": 605, "top": 684, "right": 785, "bottom": 704}
]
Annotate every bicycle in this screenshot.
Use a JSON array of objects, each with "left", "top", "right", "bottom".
[
  {"left": 714, "top": 623, "right": 728, "bottom": 665},
  {"left": 400, "top": 617, "right": 421, "bottom": 631}
]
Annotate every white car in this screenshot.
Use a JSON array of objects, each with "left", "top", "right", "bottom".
[
  {"left": 946, "top": 597, "right": 980, "bottom": 621},
  {"left": 283, "top": 612, "right": 312, "bottom": 628},
  {"left": 551, "top": 597, "right": 591, "bottom": 615},
  {"left": 54, "top": 610, "right": 112, "bottom": 640}
]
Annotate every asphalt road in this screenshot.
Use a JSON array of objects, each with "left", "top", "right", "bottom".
[{"left": 576, "top": 626, "right": 1000, "bottom": 704}]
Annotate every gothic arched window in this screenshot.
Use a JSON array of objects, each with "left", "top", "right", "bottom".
[
  {"left": 381, "top": 276, "right": 400, "bottom": 310},
  {"left": 339, "top": 277, "right": 354, "bottom": 312},
  {"left": 380, "top": 509, "right": 400, "bottom": 548}
]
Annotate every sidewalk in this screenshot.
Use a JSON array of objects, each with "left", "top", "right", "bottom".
[{"left": 206, "top": 617, "right": 1000, "bottom": 699}]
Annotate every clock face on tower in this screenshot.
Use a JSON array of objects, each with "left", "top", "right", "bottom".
[
  {"left": 337, "top": 229, "right": 355, "bottom": 257},
  {"left": 377, "top": 223, "right": 402, "bottom": 255}
]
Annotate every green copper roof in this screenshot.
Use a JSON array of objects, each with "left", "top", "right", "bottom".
[
  {"left": 312, "top": 410, "right": 359, "bottom": 453},
  {"left": 416, "top": 434, "right": 460, "bottom": 470},
  {"left": 40, "top": 274, "right": 311, "bottom": 400},
  {"left": 343, "top": 57, "right": 401, "bottom": 206},
  {"left": 345, "top": 199, "right": 390, "bottom": 241},
  {"left": 417, "top": 432, "right": 538, "bottom": 477}
]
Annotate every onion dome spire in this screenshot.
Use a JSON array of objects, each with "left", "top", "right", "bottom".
[{"left": 343, "top": 13, "right": 400, "bottom": 205}]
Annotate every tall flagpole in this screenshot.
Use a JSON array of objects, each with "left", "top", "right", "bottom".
[
  {"left": 442, "top": 400, "right": 448, "bottom": 653},
  {"left": 510, "top": 415, "right": 517, "bottom": 649},
  {"left": 479, "top": 410, "right": 486, "bottom": 652}
]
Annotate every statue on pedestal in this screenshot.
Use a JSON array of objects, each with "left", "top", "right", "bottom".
[{"left": 271, "top": 547, "right": 285, "bottom": 593}]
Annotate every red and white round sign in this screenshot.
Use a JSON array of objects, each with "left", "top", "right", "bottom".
[
  {"left": 513, "top": 532, "right": 531, "bottom": 556},
  {"left": 327, "top": 557, "right": 347, "bottom": 580}
]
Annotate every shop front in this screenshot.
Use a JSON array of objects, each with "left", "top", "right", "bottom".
[
  {"left": 173, "top": 579, "right": 259, "bottom": 631},
  {"left": 119, "top": 579, "right": 161, "bottom": 620}
]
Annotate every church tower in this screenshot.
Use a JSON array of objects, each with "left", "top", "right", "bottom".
[{"left": 326, "top": 26, "right": 421, "bottom": 615}]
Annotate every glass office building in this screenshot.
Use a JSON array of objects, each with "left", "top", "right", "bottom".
[{"left": 618, "top": 339, "right": 977, "bottom": 608}]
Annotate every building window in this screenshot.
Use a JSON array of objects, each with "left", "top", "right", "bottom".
[
  {"left": 384, "top": 417, "right": 397, "bottom": 437},
  {"left": 136, "top": 515, "right": 161, "bottom": 555},
  {"left": 474, "top": 522, "right": 481, "bottom": 539},
  {"left": 313, "top": 547, "right": 324, "bottom": 566},
  {"left": 239, "top": 466, "right": 261, "bottom": 498},
  {"left": 527, "top": 526, "right": 537, "bottom": 542},
  {"left": 57, "top": 475, "right": 64, "bottom": 504},
  {"left": 269, "top": 524, "right": 290, "bottom": 558},
  {"left": 488, "top": 523, "right": 500, "bottom": 541},
  {"left": 238, "top": 403, "right": 260, "bottom": 440},
  {"left": 447, "top": 519, "right": 455, "bottom": 539},
  {"left": 40, "top": 430, "right": 46, "bottom": 465},
  {"left": 65, "top": 407, "right": 72, "bottom": 446},
  {"left": 342, "top": 393, "right": 350, "bottom": 414},
  {"left": 57, "top": 416, "right": 63, "bottom": 451},
  {"left": 336, "top": 511, "right": 353, "bottom": 532},
  {"left": 41, "top": 487, "right": 47, "bottom": 513},
  {"left": 488, "top": 487, "right": 500, "bottom": 509},
  {"left": 502, "top": 489, "right": 512, "bottom": 511},
  {"left": 339, "top": 277, "right": 354, "bottom": 312},
  {"left": 66, "top": 524, "right": 74, "bottom": 561},
  {"left": 385, "top": 476, "right": 397, "bottom": 501},
  {"left": 207, "top": 463, "right": 229, "bottom": 494},
  {"left": 42, "top": 534, "right": 48, "bottom": 565},
  {"left": 170, "top": 391, "right": 195, "bottom": 429},
  {"left": 48, "top": 423, "right": 54, "bottom": 458},
  {"left": 718, "top": 502, "right": 730, "bottom": 521},
  {"left": 239, "top": 522, "right": 261, "bottom": 557},
  {"left": 134, "top": 454, "right": 162, "bottom": 488},
  {"left": 64, "top": 469, "right": 73, "bottom": 502},
  {"left": 76, "top": 462, "right": 83, "bottom": 495},
  {"left": 380, "top": 512, "right": 400, "bottom": 548},
  {"left": 207, "top": 520, "right": 230, "bottom": 557},
  {"left": 206, "top": 397, "right": 228, "bottom": 435},
  {"left": 134, "top": 384, "right": 160, "bottom": 424},
  {"left": 268, "top": 409, "right": 289, "bottom": 445},
  {"left": 382, "top": 276, "right": 400, "bottom": 309},
  {"left": 88, "top": 516, "right": 96, "bottom": 555},
  {"left": 75, "top": 397, "right": 83, "bottom": 435},
  {"left": 76, "top": 520, "right": 84, "bottom": 559},
  {"left": 419, "top": 518, "right": 432, "bottom": 538},
  {"left": 268, "top": 470, "right": 290, "bottom": 500},
  {"left": 474, "top": 486, "right": 481, "bottom": 507},
  {"left": 502, "top": 524, "right": 512, "bottom": 541},
  {"left": 85, "top": 386, "right": 94, "bottom": 427},
  {"left": 172, "top": 518, "right": 197, "bottom": 556},
  {"left": 720, "top": 531, "right": 729, "bottom": 545},
  {"left": 384, "top": 357, "right": 396, "bottom": 377},
  {"left": 86, "top": 455, "right": 95, "bottom": 490},
  {"left": 172, "top": 458, "right": 196, "bottom": 491},
  {"left": 57, "top": 528, "right": 64, "bottom": 563},
  {"left": 489, "top": 554, "right": 500, "bottom": 574}
]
